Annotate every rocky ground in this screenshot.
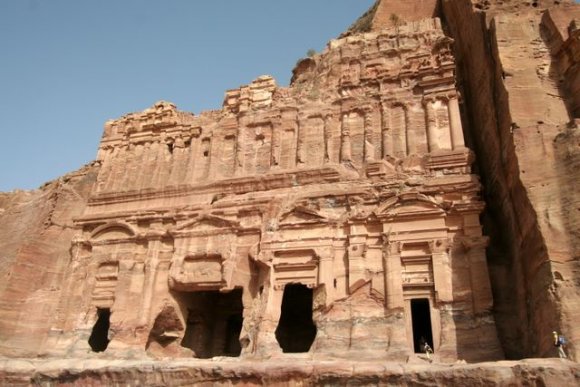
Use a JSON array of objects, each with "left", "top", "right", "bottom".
[{"left": 0, "top": 357, "right": 578, "bottom": 386}]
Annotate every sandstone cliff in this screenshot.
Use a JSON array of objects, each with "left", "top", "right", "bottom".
[
  {"left": 0, "top": 0, "right": 579, "bottom": 385},
  {"left": 442, "top": 0, "right": 580, "bottom": 360},
  {"left": 0, "top": 164, "right": 99, "bottom": 356}
]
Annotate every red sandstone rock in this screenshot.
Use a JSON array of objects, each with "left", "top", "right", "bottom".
[
  {"left": 442, "top": 0, "right": 580, "bottom": 361},
  {"left": 0, "top": 0, "right": 579, "bottom": 384},
  {"left": 0, "top": 358, "right": 578, "bottom": 386}
]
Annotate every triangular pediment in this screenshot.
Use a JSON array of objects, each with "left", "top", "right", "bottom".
[
  {"left": 279, "top": 206, "right": 327, "bottom": 225},
  {"left": 375, "top": 193, "right": 444, "bottom": 218},
  {"left": 176, "top": 214, "right": 239, "bottom": 231}
]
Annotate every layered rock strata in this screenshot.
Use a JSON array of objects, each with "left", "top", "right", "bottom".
[
  {"left": 441, "top": 0, "right": 580, "bottom": 360},
  {"left": 1, "top": 13, "right": 502, "bottom": 362},
  {"left": 0, "top": 0, "right": 578, "bottom": 375}
]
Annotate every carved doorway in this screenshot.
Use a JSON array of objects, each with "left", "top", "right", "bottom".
[
  {"left": 179, "top": 288, "right": 244, "bottom": 358},
  {"left": 88, "top": 308, "right": 111, "bottom": 352},
  {"left": 275, "top": 284, "right": 317, "bottom": 353},
  {"left": 410, "top": 298, "right": 433, "bottom": 353}
]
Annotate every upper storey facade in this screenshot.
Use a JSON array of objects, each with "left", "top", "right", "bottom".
[{"left": 92, "top": 19, "right": 463, "bottom": 205}]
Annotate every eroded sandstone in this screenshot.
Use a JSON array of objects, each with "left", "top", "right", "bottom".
[{"left": 0, "top": 1, "right": 579, "bottom": 385}]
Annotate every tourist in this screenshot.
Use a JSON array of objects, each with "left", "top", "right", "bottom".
[
  {"left": 419, "top": 336, "right": 433, "bottom": 360},
  {"left": 552, "top": 331, "right": 567, "bottom": 359}
]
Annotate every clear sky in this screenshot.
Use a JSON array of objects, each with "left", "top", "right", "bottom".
[{"left": 0, "top": 0, "right": 374, "bottom": 191}]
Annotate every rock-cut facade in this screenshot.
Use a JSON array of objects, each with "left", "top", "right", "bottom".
[
  {"left": 1, "top": 0, "right": 579, "bottom": 365},
  {"left": 43, "top": 15, "right": 503, "bottom": 362}
]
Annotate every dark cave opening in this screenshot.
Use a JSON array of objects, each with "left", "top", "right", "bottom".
[
  {"left": 411, "top": 298, "right": 433, "bottom": 354},
  {"left": 180, "top": 288, "right": 244, "bottom": 358},
  {"left": 275, "top": 283, "right": 317, "bottom": 353},
  {"left": 88, "top": 308, "right": 111, "bottom": 352}
]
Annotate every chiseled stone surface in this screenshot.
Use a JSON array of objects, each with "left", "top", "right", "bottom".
[
  {"left": 0, "top": 0, "right": 579, "bottom": 384},
  {"left": 44, "top": 15, "right": 500, "bottom": 363}
]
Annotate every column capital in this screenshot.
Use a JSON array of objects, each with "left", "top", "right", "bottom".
[
  {"left": 422, "top": 95, "right": 437, "bottom": 105},
  {"left": 429, "top": 238, "right": 451, "bottom": 254},
  {"left": 382, "top": 234, "right": 402, "bottom": 255},
  {"left": 457, "top": 235, "right": 489, "bottom": 251}
]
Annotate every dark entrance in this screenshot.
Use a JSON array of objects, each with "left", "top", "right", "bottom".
[
  {"left": 88, "top": 308, "right": 111, "bottom": 352},
  {"left": 410, "top": 298, "right": 433, "bottom": 353},
  {"left": 275, "top": 284, "right": 317, "bottom": 353},
  {"left": 180, "top": 288, "right": 243, "bottom": 358}
]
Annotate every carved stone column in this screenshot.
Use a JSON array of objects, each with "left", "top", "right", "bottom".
[
  {"left": 392, "top": 104, "right": 408, "bottom": 158},
  {"left": 347, "top": 235, "right": 366, "bottom": 291},
  {"left": 448, "top": 95, "right": 465, "bottom": 150},
  {"left": 323, "top": 114, "right": 331, "bottom": 164},
  {"left": 405, "top": 104, "right": 418, "bottom": 155},
  {"left": 381, "top": 102, "right": 393, "bottom": 158},
  {"left": 425, "top": 97, "right": 439, "bottom": 152},
  {"left": 382, "top": 236, "right": 404, "bottom": 309},
  {"left": 271, "top": 117, "right": 282, "bottom": 168},
  {"left": 430, "top": 238, "right": 452, "bottom": 303},
  {"left": 340, "top": 113, "right": 352, "bottom": 162},
  {"left": 140, "top": 237, "right": 162, "bottom": 327},
  {"left": 364, "top": 109, "right": 375, "bottom": 162},
  {"left": 461, "top": 236, "right": 492, "bottom": 314},
  {"left": 317, "top": 247, "right": 334, "bottom": 302}
]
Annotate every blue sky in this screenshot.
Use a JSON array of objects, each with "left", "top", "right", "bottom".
[{"left": 0, "top": 0, "right": 374, "bottom": 191}]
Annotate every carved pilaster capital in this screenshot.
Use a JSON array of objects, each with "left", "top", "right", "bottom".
[
  {"left": 382, "top": 234, "right": 402, "bottom": 256},
  {"left": 429, "top": 238, "right": 450, "bottom": 254},
  {"left": 458, "top": 235, "right": 489, "bottom": 251},
  {"left": 422, "top": 95, "right": 437, "bottom": 106},
  {"left": 259, "top": 250, "right": 274, "bottom": 263},
  {"left": 314, "top": 247, "right": 333, "bottom": 261},
  {"left": 446, "top": 91, "right": 460, "bottom": 103}
]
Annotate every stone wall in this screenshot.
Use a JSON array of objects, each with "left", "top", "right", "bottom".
[{"left": 441, "top": 0, "right": 580, "bottom": 360}]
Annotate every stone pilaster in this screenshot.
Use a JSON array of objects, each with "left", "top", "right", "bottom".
[
  {"left": 364, "top": 109, "right": 375, "bottom": 162},
  {"left": 347, "top": 235, "right": 366, "bottom": 291},
  {"left": 382, "top": 236, "right": 404, "bottom": 310},
  {"left": 448, "top": 95, "right": 465, "bottom": 150},
  {"left": 425, "top": 97, "right": 439, "bottom": 152},
  {"left": 381, "top": 102, "right": 393, "bottom": 158},
  {"left": 340, "top": 113, "right": 352, "bottom": 162},
  {"left": 430, "top": 238, "right": 452, "bottom": 303},
  {"left": 461, "top": 236, "right": 493, "bottom": 314}
]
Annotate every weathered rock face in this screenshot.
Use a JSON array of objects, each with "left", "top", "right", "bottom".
[
  {"left": 441, "top": 0, "right": 580, "bottom": 361},
  {"left": 0, "top": 164, "right": 99, "bottom": 357},
  {"left": 0, "top": 0, "right": 578, "bottom": 378},
  {"left": 36, "top": 15, "right": 500, "bottom": 363}
]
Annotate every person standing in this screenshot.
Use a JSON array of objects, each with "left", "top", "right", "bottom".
[{"left": 553, "top": 331, "right": 567, "bottom": 359}]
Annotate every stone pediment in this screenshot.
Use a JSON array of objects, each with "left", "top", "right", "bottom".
[
  {"left": 375, "top": 193, "right": 444, "bottom": 219},
  {"left": 90, "top": 222, "right": 136, "bottom": 242},
  {"left": 279, "top": 206, "right": 327, "bottom": 226},
  {"left": 175, "top": 214, "right": 240, "bottom": 232}
]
